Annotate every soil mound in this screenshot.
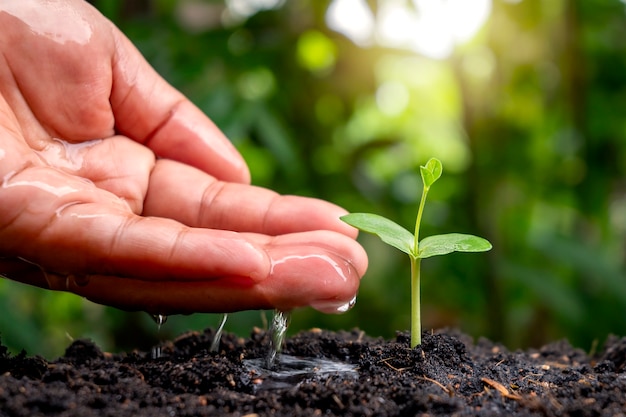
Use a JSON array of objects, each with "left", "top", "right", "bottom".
[{"left": 1, "top": 328, "right": 625, "bottom": 416}]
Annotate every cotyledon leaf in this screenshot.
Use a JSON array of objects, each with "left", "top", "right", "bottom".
[
  {"left": 418, "top": 233, "right": 492, "bottom": 259},
  {"left": 340, "top": 213, "right": 415, "bottom": 257}
]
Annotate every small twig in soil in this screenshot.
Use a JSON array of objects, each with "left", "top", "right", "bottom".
[
  {"left": 331, "top": 394, "right": 345, "bottom": 409},
  {"left": 416, "top": 375, "right": 452, "bottom": 395},
  {"left": 525, "top": 379, "right": 556, "bottom": 389},
  {"left": 481, "top": 377, "right": 522, "bottom": 401},
  {"left": 356, "top": 330, "right": 364, "bottom": 343},
  {"left": 379, "top": 357, "right": 410, "bottom": 372}
]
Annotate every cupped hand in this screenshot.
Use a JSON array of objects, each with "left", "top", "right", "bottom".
[{"left": 0, "top": 0, "right": 367, "bottom": 315}]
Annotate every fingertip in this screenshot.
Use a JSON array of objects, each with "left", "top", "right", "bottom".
[
  {"left": 336, "top": 216, "right": 360, "bottom": 239},
  {"left": 261, "top": 243, "right": 365, "bottom": 312},
  {"left": 350, "top": 239, "right": 369, "bottom": 279}
]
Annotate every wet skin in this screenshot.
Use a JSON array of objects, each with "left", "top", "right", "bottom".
[{"left": 0, "top": 0, "right": 368, "bottom": 315}]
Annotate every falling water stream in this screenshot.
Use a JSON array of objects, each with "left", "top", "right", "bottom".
[
  {"left": 150, "top": 314, "right": 168, "bottom": 359},
  {"left": 266, "top": 309, "right": 290, "bottom": 369},
  {"left": 210, "top": 313, "right": 228, "bottom": 352},
  {"left": 149, "top": 313, "right": 227, "bottom": 357}
]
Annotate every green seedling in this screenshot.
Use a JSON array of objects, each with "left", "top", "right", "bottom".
[{"left": 341, "top": 158, "right": 492, "bottom": 348}]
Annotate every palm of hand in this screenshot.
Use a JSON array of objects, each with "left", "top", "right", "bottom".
[{"left": 0, "top": 1, "right": 367, "bottom": 315}]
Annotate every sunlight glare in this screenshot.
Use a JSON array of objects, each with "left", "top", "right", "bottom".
[
  {"left": 327, "top": 0, "right": 492, "bottom": 59},
  {"left": 325, "top": 0, "right": 375, "bottom": 46},
  {"left": 380, "top": 0, "right": 492, "bottom": 59},
  {"left": 226, "top": 0, "right": 285, "bottom": 19}
]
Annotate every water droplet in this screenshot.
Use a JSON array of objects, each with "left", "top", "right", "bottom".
[
  {"left": 310, "top": 295, "right": 357, "bottom": 314},
  {"left": 210, "top": 313, "right": 228, "bottom": 352},
  {"left": 266, "top": 309, "right": 291, "bottom": 369},
  {"left": 338, "top": 295, "right": 357, "bottom": 312},
  {"left": 150, "top": 314, "right": 168, "bottom": 331},
  {"left": 2, "top": 3, "right": 93, "bottom": 46}
]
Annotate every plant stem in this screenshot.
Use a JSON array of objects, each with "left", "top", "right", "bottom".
[
  {"left": 413, "top": 184, "right": 430, "bottom": 255},
  {"left": 410, "top": 256, "right": 422, "bottom": 348},
  {"left": 410, "top": 181, "right": 430, "bottom": 348}
]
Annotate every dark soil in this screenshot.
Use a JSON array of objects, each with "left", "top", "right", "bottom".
[{"left": 1, "top": 327, "right": 626, "bottom": 416}]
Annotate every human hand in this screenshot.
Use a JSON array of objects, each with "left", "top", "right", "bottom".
[{"left": 0, "top": 0, "right": 367, "bottom": 315}]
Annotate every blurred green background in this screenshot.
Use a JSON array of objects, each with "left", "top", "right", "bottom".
[{"left": 3, "top": 0, "right": 626, "bottom": 358}]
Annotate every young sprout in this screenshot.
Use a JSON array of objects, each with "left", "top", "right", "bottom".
[{"left": 341, "top": 157, "right": 492, "bottom": 348}]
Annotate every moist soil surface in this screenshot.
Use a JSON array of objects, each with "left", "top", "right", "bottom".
[{"left": 1, "top": 327, "right": 626, "bottom": 416}]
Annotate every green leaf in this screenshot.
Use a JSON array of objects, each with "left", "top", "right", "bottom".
[
  {"left": 425, "top": 158, "right": 443, "bottom": 181},
  {"left": 340, "top": 213, "right": 415, "bottom": 256},
  {"left": 418, "top": 233, "right": 492, "bottom": 259},
  {"left": 419, "top": 166, "right": 434, "bottom": 188},
  {"left": 420, "top": 157, "right": 442, "bottom": 187}
]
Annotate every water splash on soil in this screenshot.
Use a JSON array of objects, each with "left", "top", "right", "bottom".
[{"left": 244, "top": 354, "right": 358, "bottom": 391}]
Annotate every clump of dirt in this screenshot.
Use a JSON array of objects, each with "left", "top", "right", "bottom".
[{"left": 1, "top": 327, "right": 626, "bottom": 416}]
